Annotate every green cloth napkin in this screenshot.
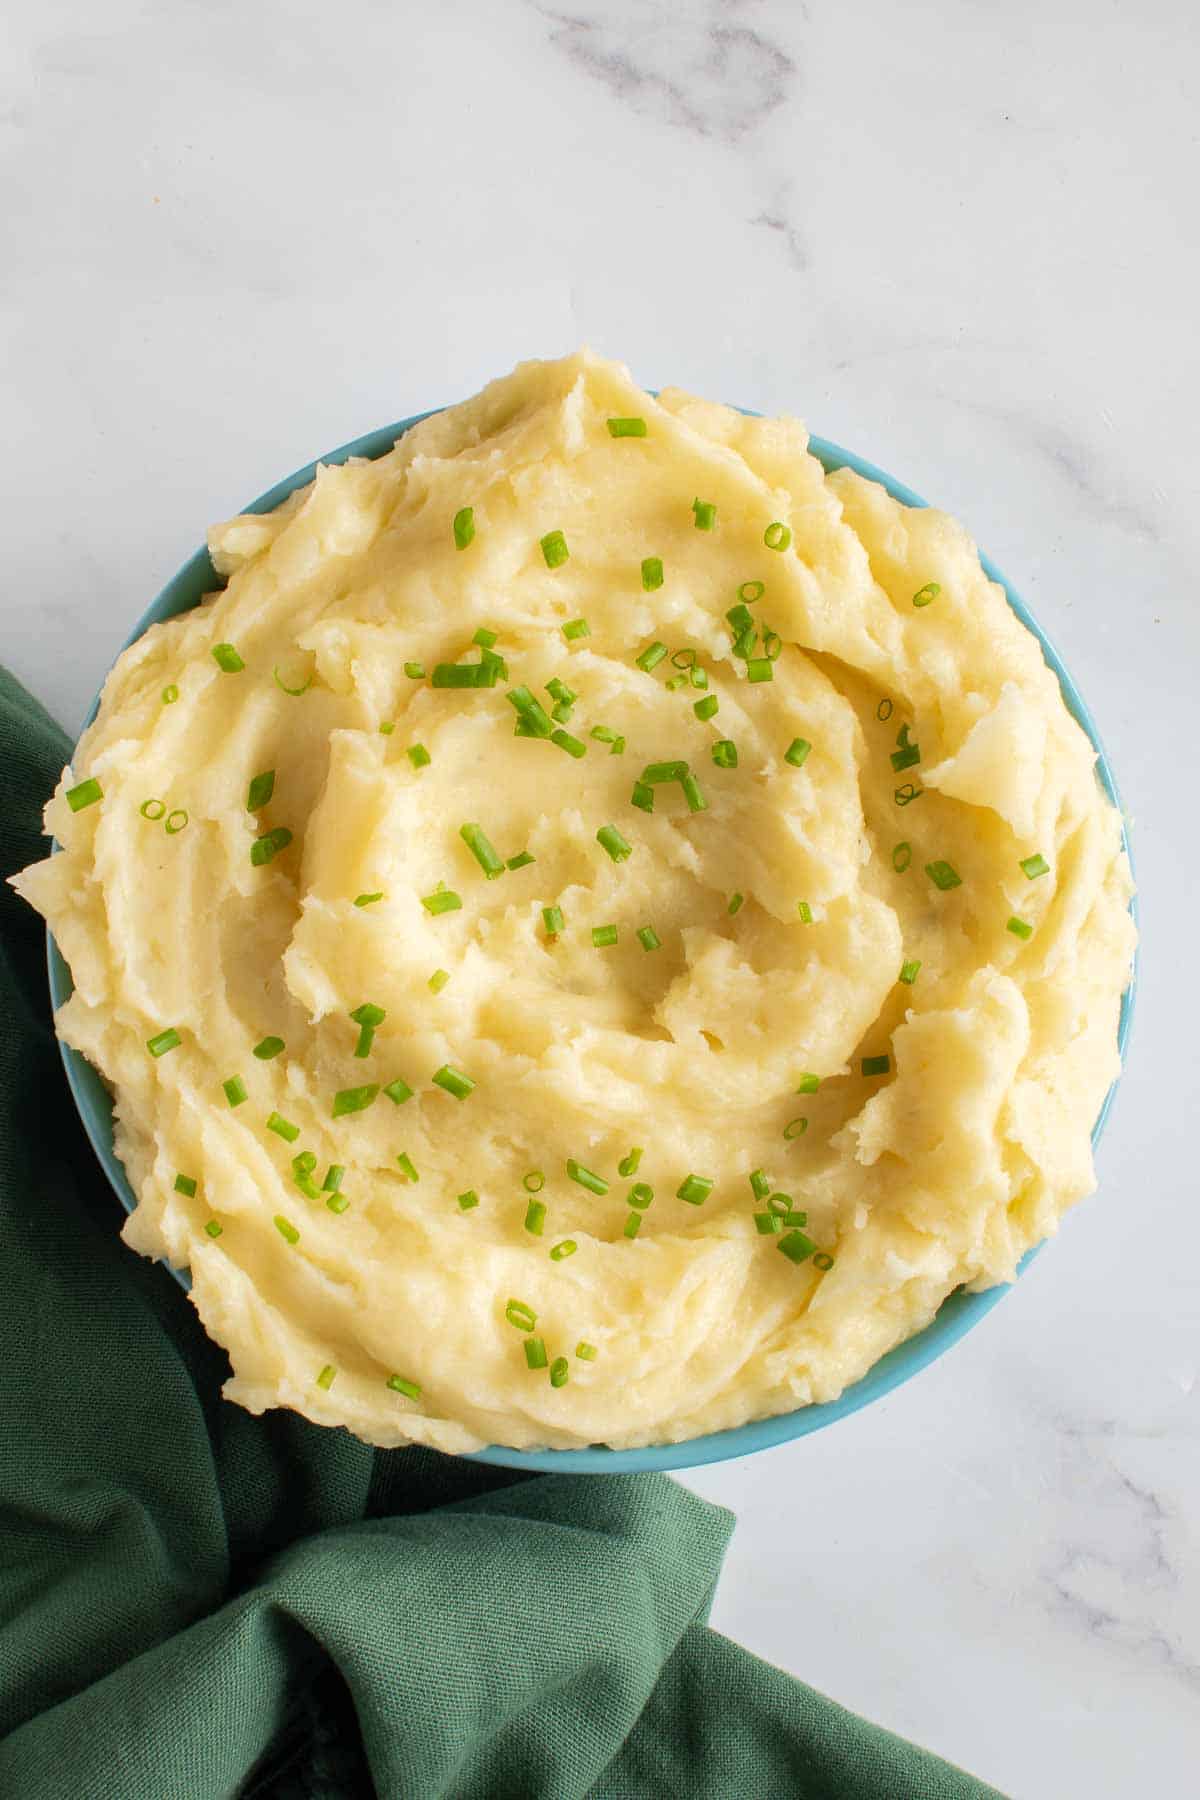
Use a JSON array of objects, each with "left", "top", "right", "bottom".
[{"left": 0, "top": 666, "right": 1004, "bottom": 1800}]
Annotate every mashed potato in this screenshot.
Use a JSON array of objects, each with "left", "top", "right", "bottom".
[{"left": 14, "top": 352, "right": 1135, "bottom": 1452}]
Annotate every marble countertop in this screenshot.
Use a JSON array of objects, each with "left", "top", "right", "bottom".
[{"left": 5, "top": 3, "right": 1196, "bottom": 1794}]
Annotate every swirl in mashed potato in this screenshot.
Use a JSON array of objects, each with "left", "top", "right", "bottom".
[{"left": 13, "top": 351, "right": 1135, "bottom": 1452}]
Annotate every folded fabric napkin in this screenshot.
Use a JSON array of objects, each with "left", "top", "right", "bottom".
[{"left": 0, "top": 667, "right": 1003, "bottom": 1799}]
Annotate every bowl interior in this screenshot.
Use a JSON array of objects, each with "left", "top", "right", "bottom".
[{"left": 47, "top": 412, "right": 1137, "bottom": 1474}]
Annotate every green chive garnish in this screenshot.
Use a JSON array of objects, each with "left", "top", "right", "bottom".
[
  {"left": 631, "top": 781, "right": 654, "bottom": 812},
  {"left": 273, "top": 663, "right": 313, "bottom": 696},
  {"left": 421, "top": 888, "right": 462, "bottom": 915},
  {"left": 1020, "top": 853, "right": 1049, "bottom": 879},
  {"left": 274, "top": 1215, "right": 299, "bottom": 1245},
  {"left": 728, "top": 892, "right": 744, "bottom": 915},
  {"left": 387, "top": 1374, "right": 422, "bottom": 1399},
  {"left": 507, "top": 686, "right": 554, "bottom": 738},
  {"left": 246, "top": 769, "right": 275, "bottom": 811},
  {"left": 767, "top": 1193, "right": 794, "bottom": 1217},
  {"left": 332, "top": 1084, "right": 379, "bottom": 1117},
  {"left": 248, "top": 1037, "right": 284, "bottom": 1065},
  {"left": 892, "top": 842, "right": 912, "bottom": 873},
  {"left": 783, "top": 1117, "right": 809, "bottom": 1139},
  {"left": 784, "top": 738, "right": 811, "bottom": 767},
  {"left": 727, "top": 602, "right": 754, "bottom": 637},
  {"left": 140, "top": 799, "right": 165, "bottom": 821},
  {"left": 567, "top": 1159, "right": 608, "bottom": 1195},
  {"left": 506, "top": 851, "right": 535, "bottom": 871},
  {"left": 912, "top": 582, "right": 941, "bottom": 608},
  {"left": 432, "top": 1064, "right": 474, "bottom": 1100},
  {"left": 174, "top": 1173, "right": 197, "bottom": 1197},
  {"left": 899, "top": 959, "right": 921, "bottom": 985},
  {"left": 596, "top": 824, "right": 632, "bottom": 863},
  {"left": 550, "top": 1238, "right": 577, "bottom": 1260},
  {"left": 591, "top": 924, "right": 618, "bottom": 948},
  {"left": 778, "top": 1229, "right": 816, "bottom": 1264},
  {"left": 562, "top": 618, "right": 590, "bottom": 642},
  {"left": 457, "top": 1190, "right": 479, "bottom": 1211},
  {"left": 628, "top": 1182, "right": 653, "bottom": 1209},
  {"left": 524, "top": 1337, "right": 548, "bottom": 1370},
  {"left": 404, "top": 661, "right": 426, "bottom": 679},
  {"left": 322, "top": 1165, "right": 345, "bottom": 1193},
  {"left": 383, "top": 1078, "right": 413, "bottom": 1105},
  {"left": 524, "top": 1199, "right": 546, "bottom": 1236},
  {"left": 861, "top": 1055, "right": 890, "bottom": 1077},
  {"left": 795, "top": 1073, "right": 820, "bottom": 1093},
  {"left": 460, "top": 822, "right": 505, "bottom": 880},
  {"left": 542, "top": 905, "right": 564, "bottom": 937},
  {"left": 636, "top": 640, "right": 668, "bottom": 671},
  {"left": 676, "top": 1174, "right": 713, "bottom": 1206},
  {"left": 1007, "top": 916, "right": 1034, "bottom": 940},
  {"left": 607, "top": 416, "right": 647, "bottom": 437},
  {"left": 540, "top": 530, "right": 569, "bottom": 569},
  {"left": 551, "top": 728, "right": 586, "bottom": 758},
  {"left": 223, "top": 1076, "right": 247, "bottom": 1107},
  {"left": 147, "top": 1028, "right": 181, "bottom": 1058},
  {"left": 746, "top": 658, "right": 773, "bottom": 684},
  {"left": 763, "top": 630, "right": 783, "bottom": 662},
  {"left": 797, "top": 901, "right": 813, "bottom": 924},
  {"left": 379, "top": 722, "right": 395, "bottom": 736},
  {"left": 204, "top": 1219, "right": 223, "bottom": 1238},
  {"left": 754, "top": 1212, "right": 783, "bottom": 1234},
  {"left": 576, "top": 1341, "right": 598, "bottom": 1361},
  {"left": 453, "top": 507, "right": 475, "bottom": 550},
  {"left": 623, "top": 1212, "right": 641, "bottom": 1239},
  {"left": 250, "top": 827, "right": 293, "bottom": 867},
  {"left": 636, "top": 925, "right": 661, "bottom": 951},
  {"left": 712, "top": 740, "right": 739, "bottom": 770},
  {"left": 396, "top": 1152, "right": 419, "bottom": 1182},
  {"left": 267, "top": 1112, "right": 300, "bottom": 1143},
  {"left": 749, "top": 1169, "right": 771, "bottom": 1200},
  {"left": 641, "top": 559, "right": 664, "bottom": 592},
  {"left": 523, "top": 1170, "right": 545, "bottom": 1193},
  {"left": 764, "top": 522, "right": 791, "bottom": 551},
  {"left": 432, "top": 661, "right": 495, "bottom": 689},
  {"left": 681, "top": 773, "right": 707, "bottom": 813},
  {"left": 694, "top": 694, "right": 718, "bottom": 722},
  {"left": 212, "top": 643, "right": 245, "bottom": 673},
  {"left": 167, "top": 812, "right": 190, "bottom": 838},
  {"left": 65, "top": 777, "right": 104, "bottom": 812},
  {"left": 355, "top": 893, "right": 385, "bottom": 910},
  {"left": 925, "top": 861, "right": 962, "bottom": 891},
  {"left": 618, "top": 1148, "right": 643, "bottom": 1177},
  {"left": 692, "top": 498, "right": 716, "bottom": 530},
  {"left": 428, "top": 969, "right": 450, "bottom": 993},
  {"left": 407, "top": 744, "right": 431, "bottom": 769},
  {"left": 162, "top": 684, "right": 179, "bottom": 705},
  {"left": 506, "top": 1300, "right": 537, "bottom": 1331}
]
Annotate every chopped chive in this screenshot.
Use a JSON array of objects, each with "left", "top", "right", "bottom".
[
  {"left": 861, "top": 1055, "right": 890, "bottom": 1077},
  {"left": 174, "top": 1173, "right": 197, "bottom": 1197},
  {"left": 552, "top": 1357, "right": 570, "bottom": 1391},
  {"left": 892, "top": 842, "right": 912, "bottom": 873},
  {"left": 459, "top": 820, "right": 506, "bottom": 880},
  {"left": 778, "top": 1229, "right": 817, "bottom": 1264},
  {"left": 407, "top": 744, "right": 431, "bottom": 769},
  {"left": 731, "top": 625, "right": 757, "bottom": 660},
  {"left": 267, "top": 1111, "right": 300, "bottom": 1143},
  {"left": 542, "top": 905, "right": 565, "bottom": 937},
  {"left": 576, "top": 1341, "right": 598, "bottom": 1361},
  {"left": 783, "top": 1117, "right": 809, "bottom": 1139},
  {"left": 314, "top": 1362, "right": 336, "bottom": 1391},
  {"left": 404, "top": 661, "right": 426, "bottom": 679},
  {"left": 690, "top": 666, "right": 709, "bottom": 692},
  {"left": 457, "top": 1189, "right": 479, "bottom": 1211},
  {"left": 396, "top": 1152, "right": 419, "bottom": 1182},
  {"left": 431, "top": 663, "right": 489, "bottom": 688},
  {"left": 383, "top": 1078, "right": 413, "bottom": 1106},
  {"left": 562, "top": 618, "right": 590, "bottom": 642},
  {"left": 332, "top": 1084, "right": 379, "bottom": 1117},
  {"left": 641, "top": 558, "right": 664, "bottom": 592},
  {"left": 432, "top": 1064, "right": 475, "bottom": 1100},
  {"left": 631, "top": 780, "right": 654, "bottom": 813},
  {"left": 1020, "top": 853, "right": 1050, "bottom": 879},
  {"left": 591, "top": 924, "right": 618, "bottom": 948},
  {"left": 453, "top": 506, "right": 476, "bottom": 550},
  {"left": 677, "top": 1173, "right": 713, "bottom": 1206},
  {"left": 428, "top": 968, "right": 450, "bottom": 993},
  {"left": 507, "top": 685, "right": 554, "bottom": 738},
  {"left": 797, "top": 901, "right": 813, "bottom": 924},
  {"left": 273, "top": 1215, "right": 300, "bottom": 1245},
  {"left": 212, "top": 643, "right": 245, "bottom": 673},
  {"left": 550, "top": 1238, "right": 577, "bottom": 1261},
  {"left": 204, "top": 1219, "right": 223, "bottom": 1238},
  {"left": 692, "top": 498, "right": 716, "bottom": 530},
  {"left": 763, "top": 630, "right": 783, "bottom": 661},
  {"left": 671, "top": 648, "right": 697, "bottom": 670},
  {"left": 925, "top": 860, "right": 962, "bottom": 891},
  {"left": 524, "top": 1199, "right": 547, "bottom": 1236},
  {"left": 140, "top": 798, "right": 166, "bottom": 821},
  {"left": 597, "top": 824, "right": 632, "bottom": 863},
  {"left": 623, "top": 1211, "right": 641, "bottom": 1239},
  {"left": 781, "top": 1211, "right": 809, "bottom": 1229},
  {"left": 712, "top": 739, "right": 738, "bottom": 769},
  {"left": 643, "top": 760, "right": 686, "bottom": 784},
  {"left": 387, "top": 1373, "right": 422, "bottom": 1399},
  {"left": 524, "top": 1336, "right": 548, "bottom": 1370},
  {"left": 611, "top": 733, "right": 627, "bottom": 752},
  {"left": 1007, "top": 916, "right": 1034, "bottom": 940},
  {"left": 795, "top": 1072, "right": 820, "bottom": 1094},
  {"left": 523, "top": 1170, "right": 545, "bottom": 1193},
  {"left": 550, "top": 702, "right": 573, "bottom": 725},
  {"left": 473, "top": 627, "right": 498, "bottom": 649},
  {"left": 694, "top": 694, "right": 719, "bottom": 722},
  {"left": 567, "top": 1159, "right": 608, "bottom": 1195},
  {"left": 162, "top": 684, "right": 179, "bottom": 705},
  {"left": 293, "top": 1151, "right": 317, "bottom": 1177},
  {"left": 636, "top": 639, "right": 668, "bottom": 670},
  {"left": 223, "top": 1076, "right": 247, "bottom": 1108},
  {"left": 767, "top": 1192, "right": 794, "bottom": 1216},
  {"left": 379, "top": 722, "right": 395, "bottom": 736},
  {"left": 891, "top": 728, "right": 921, "bottom": 774},
  {"left": 637, "top": 925, "right": 661, "bottom": 952},
  {"left": 273, "top": 664, "right": 313, "bottom": 696},
  {"left": 746, "top": 658, "right": 774, "bottom": 684},
  {"left": 899, "top": 959, "right": 922, "bottom": 985},
  {"left": 607, "top": 416, "right": 647, "bottom": 437},
  {"left": 628, "top": 1182, "right": 654, "bottom": 1209},
  {"left": 551, "top": 728, "right": 586, "bottom": 758},
  {"left": 749, "top": 1169, "right": 771, "bottom": 1200},
  {"left": 355, "top": 891, "right": 384, "bottom": 907},
  {"left": 667, "top": 676, "right": 689, "bottom": 693},
  {"left": 738, "top": 580, "right": 766, "bottom": 604},
  {"left": 250, "top": 827, "right": 293, "bottom": 867},
  {"left": 728, "top": 892, "right": 745, "bottom": 915},
  {"left": 506, "top": 851, "right": 535, "bottom": 871},
  {"left": 350, "top": 1002, "right": 386, "bottom": 1029},
  {"left": 784, "top": 738, "right": 811, "bottom": 768},
  {"left": 506, "top": 1300, "right": 537, "bottom": 1331},
  {"left": 618, "top": 1149, "right": 643, "bottom": 1178},
  {"left": 545, "top": 678, "right": 576, "bottom": 705},
  {"left": 590, "top": 725, "right": 617, "bottom": 744},
  {"left": 322, "top": 1165, "right": 345, "bottom": 1193},
  {"left": 540, "top": 529, "right": 569, "bottom": 569},
  {"left": 764, "top": 521, "right": 791, "bottom": 551},
  {"left": 912, "top": 582, "right": 941, "bottom": 608},
  {"left": 754, "top": 1212, "right": 783, "bottom": 1235},
  {"left": 681, "top": 773, "right": 707, "bottom": 813},
  {"left": 894, "top": 783, "right": 923, "bottom": 807},
  {"left": 147, "top": 1028, "right": 181, "bottom": 1058},
  {"left": 246, "top": 769, "right": 275, "bottom": 811},
  {"left": 65, "top": 777, "right": 104, "bottom": 812},
  {"left": 727, "top": 602, "right": 754, "bottom": 637}
]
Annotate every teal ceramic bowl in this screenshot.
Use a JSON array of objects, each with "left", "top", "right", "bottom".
[{"left": 47, "top": 410, "right": 1137, "bottom": 1474}]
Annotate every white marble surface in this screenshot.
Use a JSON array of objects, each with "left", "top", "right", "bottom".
[{"left": 4, "top": 3, "right": 1197, "bottom": 1794}]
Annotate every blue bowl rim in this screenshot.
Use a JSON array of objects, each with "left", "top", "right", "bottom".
[{"left": 46, "top": 406, "right": 1138, "bottom": 1475}]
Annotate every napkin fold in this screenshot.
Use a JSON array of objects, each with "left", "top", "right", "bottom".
[{"left": 0, "top": 666, "right": 1003, "bottom": 1799}]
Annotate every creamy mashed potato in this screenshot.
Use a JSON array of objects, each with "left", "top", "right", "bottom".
[{"left": 14, "top": 352, "right": 1135, "bottom": 1452}]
